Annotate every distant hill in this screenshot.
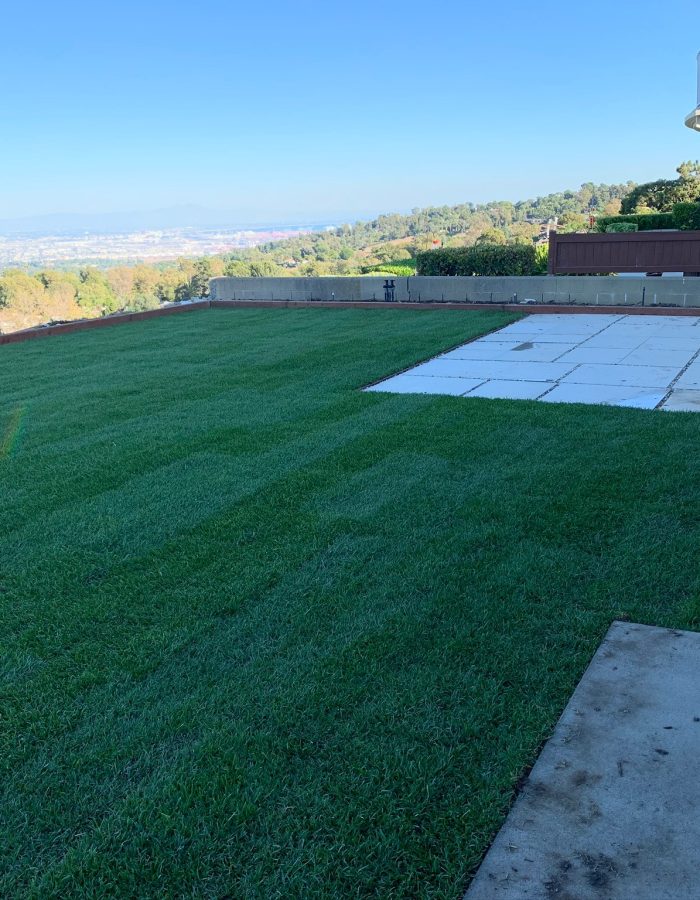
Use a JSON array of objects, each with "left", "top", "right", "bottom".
[
  {"left": 0, "top": 179, "right": 635, "bottom": 334},
  {"left": 221, "top": 181, "right": 635, "bottom": 277}
]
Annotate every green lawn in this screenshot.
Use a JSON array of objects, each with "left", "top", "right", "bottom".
[{"left": 1, "top": 307, "right": 699, "bottom": 898}]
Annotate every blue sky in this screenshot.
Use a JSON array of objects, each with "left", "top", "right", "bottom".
[{"left": 2, "top": 0, "right": 699, "bottom": 223}]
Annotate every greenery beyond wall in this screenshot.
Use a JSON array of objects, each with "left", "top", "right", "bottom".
[
  {"left": 596, "top": 203, "right": 700, "bottom": 233},
  {"left": 620, "top": 162, "right": 700, "bottom": 213},
  {"left": 416, "top": 244, "right": 540, "bottom": 276},
  {"left": 672, "top": 202, "right": 700, "bottom": 231},
  {"left": 2, "top": 163, "right": 700, "bottom": 332},
  {"left": 0, "top": 259, "right": 217, "bottom": 335},
  {"left": 595, "top": 212, "right": 675, "bottom": 232}
]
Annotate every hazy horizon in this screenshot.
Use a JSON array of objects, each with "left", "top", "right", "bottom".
[{"left": 0, "top": 206, "right": 341, "bottom": 236}]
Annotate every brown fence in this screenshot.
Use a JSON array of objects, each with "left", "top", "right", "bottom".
[{"left": 548, "top": 230, "right": 700, "bottom": 275}]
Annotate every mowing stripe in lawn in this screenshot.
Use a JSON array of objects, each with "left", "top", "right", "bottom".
[{"left": 0, "top": 308, "right": 699, "bottom": 898}]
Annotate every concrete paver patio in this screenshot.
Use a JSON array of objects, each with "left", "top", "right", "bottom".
[{"left": 366, "top": 314, "right": 700, "bottom": 410}]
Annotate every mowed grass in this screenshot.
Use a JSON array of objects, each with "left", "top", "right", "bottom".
[{"left": 1, "top": 307, "right": 699, "bottom": 898}]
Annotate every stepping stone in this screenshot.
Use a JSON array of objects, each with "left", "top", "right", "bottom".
[{"left": 465, "top": 621, "right": 700, "bottom": 900}]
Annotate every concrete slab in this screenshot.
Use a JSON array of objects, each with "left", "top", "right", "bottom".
[
  {"left": 365, "top": 313, "right": 700, "bottom": 411},
  {"left": 410, "top": 358, "right": 576, "bottom": 382},
  {"left": 465, "top": 621, "right": 700, "bottom": 900},
  {"left": 466, "top": 380, "right": 549, "bottom": 400},
  {"left": 655, "top": 315, "right": 700, "bottom": 326},
  {"left": 562, "top": 364, "right": 678, "bottom": 390},
  {"left": 439, "top": 340, "right": 523, "bottom": 357},
  {"left": 613, "top": 316, "right": 667, "bottom": 328},
  {"left": 365, "top": 374, "right": 484, "bottom": 395},
  {"left": 675, "top": 364, "right": 700, "bottom": 390},
  {"left": 440, "top": 342, "right": 577, "bottom": 363},
  {"left": 579, "top": 333, "right": 648, "bottom": 350},
  {"left": 641, "top": 337, "right": 700, "bottom": 352},
  {"left": 479, "top": 331, "right": 594, "bottom": 344},
  {"left": 540, "top": 384, "right": 666, "bottom": 409},
  {"left": 660, "top": 389, "right": 700, "bottom": 412},
  {"left": 556, "top": 347, "right": 633, "bottom": 365},
  {"left": 499, "top": 314, "right": 620, "bottom": 334},
  {"left": 621, "top": 348, "right": 697, "bottom": 368}
]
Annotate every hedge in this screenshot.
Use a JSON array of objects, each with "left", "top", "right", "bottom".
[
  {"left": 595, "top": 213, "right": 674, "bottom": 232},
  {"left": 416, "top": 244, "right": 537, "bottom": 276},
  {"left": 597, "top": 205, "right": 700, "bottom": 232},
  {"left": 606, "top": 222, "right": 638, "bottom": 233},
  {"left": 361, "top": 260, "right": 417, "bottom": 277},
  {"left": 672, "top": 203, "right": 700, "bottom": 230}
]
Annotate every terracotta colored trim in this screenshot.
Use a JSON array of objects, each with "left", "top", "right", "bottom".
[
  {"left": 2, "top": 296, "right": 699, "bottom": 348},
  {"left": 0, "top": 301, "right": 210, "bottom": 345},
  {"left": 210, "top": 299, "right": 700, "bottom": 316}
]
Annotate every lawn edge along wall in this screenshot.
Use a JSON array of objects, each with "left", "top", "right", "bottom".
[
  {"left": 211, "top": 275, "right": 700, "bottom": 308},
  {"left": 4, "top": 276, "right": 700, "bottom": 347}
]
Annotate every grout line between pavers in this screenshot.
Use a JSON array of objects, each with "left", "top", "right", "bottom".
[
  {"left": 459, "top": 379, "right": 489, "bottom": 397},
  {"left": 365, "top": 312, "right": 607, "bottom": 391},
  {"left": 359, "top": 314, "right": 523, "bottom": 390},
  {"left": 549, "top": 314, "right": 700, "bottom": 407},
  {"left": 367, "top": 312, "right": 700, "bottom": 409},
  {"left": 553, "top": 313, "right": 630, "bottom": 359},
  {"left": 655, "top": 343, "right": 700, "bottom": 409}
]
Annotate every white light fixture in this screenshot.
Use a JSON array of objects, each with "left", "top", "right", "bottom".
[{"left": 685, "top": 51, "right": 700, "bottom": 131}]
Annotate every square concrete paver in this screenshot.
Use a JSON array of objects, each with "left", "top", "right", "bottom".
[
  {"left": 581, "top": 332, "right": 651, "bottom": 350},
  {"left": 556, "top": 346, "right": 633, "bottom": 365},
  {"left": 408, "top": 358, "right": 576, "bottom": 383},
  {"left": 365, "top": 374, "right": 483, "bottom": 395},
  {"left": 561, "top": 364, "right": 678, "bottom": 390},
  {"left": 643, "top": 337, "right": 700, "bottom": 351},
  {"left": 479, "top": 331, "right": 593, "bottom": 344},
  {"left": 439, "top": 342, "right": 576, "bottom": 363},
  {"left": 675, "top": 363, "right": 700, "bottom": 389},
  {"left": 541, "top": 383, "right": 667, "bottom": 409},
  {"left": 622, "top": 348, "right": 698, "bottom": 368},
  {"left": 365, "top": 314, "right": 700, "bottom": 411},
  {"left": 661, "top": 389, "right": 700, "bottom": 412},
  {"left": 468, "top": 380, "right": 549, "bottom": 400},
  {"left": 499, "top": 314, "right": 621, "bottom": 334},
  {"left": 465, "top": 622, "right": 700, "bottom": 900}
]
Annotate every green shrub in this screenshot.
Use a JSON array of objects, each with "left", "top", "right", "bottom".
[
  {"left": 672, "top": 203, "right": 700, "bottom": 230},
  {"left": 416, "top": 244, "right": 537, "bottom": 276},
  {"left": 606, "top": 222, "right": 639, "bottom": 233},
  {"left": 361, "top": 260, "right": 417, "bottom": 277},
  {"left": 534, "top": 243, "right": 549, "bottom": 275},
  {"left": 595, "top": 213, "right": 674, "bottom": 232}
]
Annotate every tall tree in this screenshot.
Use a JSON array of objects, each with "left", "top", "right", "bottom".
[{"left": 621, "top": 162, "right": 700, "bottom": 213}]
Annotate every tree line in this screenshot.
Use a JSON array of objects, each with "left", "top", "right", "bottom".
[
  {"left": 222, "top": 181, "right": 633, "bottom": 277},
  {"left": 0, "top": 258, "right": 220, "bottom": 334},
  {"left": 3, "top": 168, "right": 700, "bottom": 334}
]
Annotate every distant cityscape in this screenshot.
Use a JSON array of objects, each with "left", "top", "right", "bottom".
[{"left": 0, "top": 226, "right": 321, "bottom": 269}]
